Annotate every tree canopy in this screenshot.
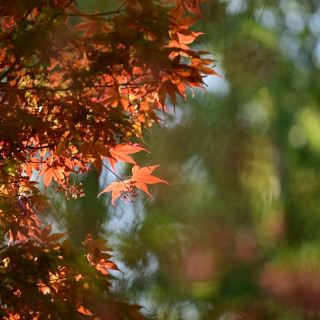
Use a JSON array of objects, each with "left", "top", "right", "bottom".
[
  {"left": 0, "top": 0, "right": 214, "bottom": 318},
  {"left": 3, "top": 1, "right": 320, "bottom": 319}
]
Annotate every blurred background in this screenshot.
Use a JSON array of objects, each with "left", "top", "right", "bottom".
[{"left": 53, "top": 0, "right": 320, "bottom": 319}]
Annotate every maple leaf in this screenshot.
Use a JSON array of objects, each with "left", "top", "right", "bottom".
[
  {"left": 177, "top": 31, "right": 203, "bottom": 45},
  {"left": 108, "top": 144, "right": 147, "bottom": 169},
  {"left": 40, "top": 226, "right": 65, "bottom": 243},
  {"left": 131, "top": 165, "right": 169, "bottom": 197},
  {"left": 77, "top": 305, "right": 93, "bottom": 316},
  {"left": 38, "top": 282, "right": 51, "bottom": 295},
  {"left": 40, "top": 165, "right": 65, "bottom": 187},
  {"left": 95, "top": 258, "right": 118, "bottom": 275},
  {"left": 4, "top": 313, "right": 20, "bottom": 320},
  {"left": 97, "top": 180, "right": 131, "bottom": 204},
  {"left": 98, "top": 166, "right": 168, "bottom": 204}
]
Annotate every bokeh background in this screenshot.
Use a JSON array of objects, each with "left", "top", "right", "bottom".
[{"left": 52, "top": 0, "right": 320, "bottom": 319}]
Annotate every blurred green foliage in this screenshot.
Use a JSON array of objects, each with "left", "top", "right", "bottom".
[{"left": 56, "top": 0, "right": 320, "bottom": 319}]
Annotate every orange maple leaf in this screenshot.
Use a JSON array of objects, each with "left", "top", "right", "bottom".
[
  {"left": 177, "top": 30, "right": 203, "bottom": 45},
  {"left": 77, "top": 305, "right": 93, "bottom": 316},
  {"left": 97, "top": 180, "right": 131, "bottom": 204},
  {"left": 38, "top": 282, "right": 51, "bottom": 295},
  {"left": 95, "top": 258, "right": 118, "bottom": 275},
  {"left": 108, "top": 143, "right": 147, "bottom": 169},
  {"left": 39, "top": 164, "right": 65, "bottom": 187},
  {"left": 98, "top": 166, "right": 168, "bottom": 204},
  {"left": 131, "top": 165, "right": 169, "bottom": 197}
]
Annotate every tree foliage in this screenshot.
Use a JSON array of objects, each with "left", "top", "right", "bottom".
[{"left": 0, "top": 0, "right": 213, "bottom": 318}]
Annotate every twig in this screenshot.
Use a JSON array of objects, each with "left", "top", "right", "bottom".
[
  {"left": 102, "top": 162, "right": 124, "bottom": 182},
  {"left": 0, "top": 81, "right": 158, "bottom": 93},
  {"left": 64, "top": 10, "right": 123, "bottom": 17}
]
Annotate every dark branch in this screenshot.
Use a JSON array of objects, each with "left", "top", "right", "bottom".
[
  {"left": 0, "top": 81, "right": 158, "bottom": 93},
  {"left": 25, "top": 144, "right": 55, "bottom": 150},
  {"left": 64, "top": 10, "right": 123, "bottom": 17}
]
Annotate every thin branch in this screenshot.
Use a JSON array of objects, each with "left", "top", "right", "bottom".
[
  {"left": 101, "top": 162, "right": 133, "bottom": 193},
  {"left": 61, "top": 0, "right": 76, "bottom": 12},
  {"left": 64, "top": 10, "right": 123, "bottom": 17},
  {"left": 25, "top": 144, "right": 55, "bottom": 150},
  {"left": 0, "top": 81, "right": 158, "bottom": 93},
  {"left": 10, "top": 144, "right": 55, "bottom": 155},
  {"left": 102, "top": 162, "right": 124, "bottom": 182},
  {"left": 0, "top": 60, "right": 17, "bottom": 82}
]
